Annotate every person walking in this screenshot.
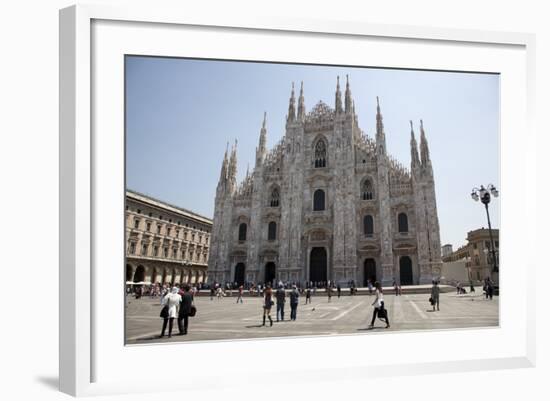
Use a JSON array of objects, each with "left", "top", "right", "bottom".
[
  {"left": 236, "top": 285, "right": 244, "bottom": 304},
  {"left": 430, "top": 280, "right": 440, "bottom": 311},
  {"left": 276, "top": 284, "right": 286, "bottom": 321},
  {"left": 367, "top": 280, "right": 373, "bottom": 295},
  {"left": 368, "top": 282, "right": 390, "bottom": 329},
  {"left": 337, "top": 283, "right": 341, "bottom": 299},
  {"left": 160, "top": 287, "right": 181, "bottom": 338},
  {"left": 289, "top": 285, "right": 300, "bottom": 321},
  {"left": 178, "top": 285, "right": 194, "bottom": 335},
  {"left": 485, "top": 278, "right": 494, "bottom": 300},
  {"left": 305, "top": 287, "right": 312, "bottom": 304},
  {"left": 327, "top": 284, "right": 332, "bottom": 303},
  {"left": 262, "top": 284, "right": 274, "bottom": 327}
]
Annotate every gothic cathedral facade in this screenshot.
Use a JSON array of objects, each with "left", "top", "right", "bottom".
[{"left": 208, "top": 77, "right": 442, "bottom": 287}]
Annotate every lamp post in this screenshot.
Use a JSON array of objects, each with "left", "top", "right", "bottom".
[{"left": 471, "top": 184, "right": 499, "bottom": 285}]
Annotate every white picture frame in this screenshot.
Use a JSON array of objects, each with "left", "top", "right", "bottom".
[{"left": 59, "top": 4, "right": 536, "bottom": 397}]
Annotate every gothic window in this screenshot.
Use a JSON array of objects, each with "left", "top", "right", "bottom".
[
  {"left": 313, "top": 189, "right": 325, "bottom": 211},
  {"left": 364, "top": 215, "right": 374, "bottom": 237},
  {"left": 398, "top": 212, "right": 409, "bottom": 233},
  {"left": 238, "top": 223, "right": 247, "bottom": 241},
  {"left": 361, "top": 179, "right": 374, "bottom": 200},
  {"left": 270, "top": 187, "right": 280, "bottom": 207},
  {"left": 314, "top": 139, "right": 327, "bottom": 168},
  {"left": 268, "top": 221, "right": 277, "bottom": 241}
]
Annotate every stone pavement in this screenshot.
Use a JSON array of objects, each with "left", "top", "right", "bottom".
[{"left": 125, "top": 287, "right": 498, "bottom": 344}]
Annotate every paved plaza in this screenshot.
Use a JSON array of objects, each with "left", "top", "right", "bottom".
[{"left": 125, "top": 287, "right": 498, "bottom": 344}]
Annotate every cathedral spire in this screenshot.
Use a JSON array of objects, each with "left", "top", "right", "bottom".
[
  {"left": 219, "top": 142, "right": 229, "bottom": 183},
  {"left": 375, "top": 96, "right": 387, "bottom": 154},
  {"left": 287, "top": 82, "right": 296, "bottom": 123},
  {"left": 410, "top": 121, "right": 420, "bottom": 169},
  {"left": 335, "top": 76, "right": 343, "bottom": 114},
  {"left": 297, "top": 81, "right": 306, "bottom": 121},
  {"left": 344, "top": 74, "right": 352, "bottom": 114},
  {"left": 256, "top": 112, "right": 267, "bottom": 167},
  {"left": 228, "top": 139, "right": 238, "bottom": 189},
  {"left": 419, "top": 119, "right": 431, "bottom": 166}
]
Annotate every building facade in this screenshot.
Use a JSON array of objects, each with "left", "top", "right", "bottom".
[
  {"left": 442, "top": 228, "right": 499, "bottom": 282},
  {"left": 208, "top": 77, "right": 442, "bottom": 287},
  {"left": 125, "top": 190, "right": 212, "bottom": 286}
]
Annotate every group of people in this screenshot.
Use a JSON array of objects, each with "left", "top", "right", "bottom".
[
  {"left": 159, "top": 285, "right": 194, "bottom": 338},
  {"left": 261, "top": 284, "right": 301, "bottom": 325}
]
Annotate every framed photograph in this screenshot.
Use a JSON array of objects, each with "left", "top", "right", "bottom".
[{"left": 60, "top": 4, "right": 536, "bottom": 397}]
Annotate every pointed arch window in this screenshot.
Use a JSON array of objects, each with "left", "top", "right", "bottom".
[
  {"left": 361, "top": 179, "right": 374, "bottom": 200},
  {"left": 398, "top": 213, "right": 409, "bottom": 233},
  {"left": 314, "top": 139, "right": 327, "bottom": 168},
  {"left": 238, "top": 223, "right": 247, "bottom": 241},
  {"left": 313, "top": 189, "right": 325, "bottom": 211},
  {"left": 270, "top": 187, "right": 280, "bottom": 207},
  {"left": 363, "top": 215, "right": 374, "bottom": 237},
  {"left": 268, "top": 221, "right": 277, "bottom": 241}
]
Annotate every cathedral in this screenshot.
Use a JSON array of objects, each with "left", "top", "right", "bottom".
[{"left": 207, "top": 76, "right": 442, "bottom": 287}]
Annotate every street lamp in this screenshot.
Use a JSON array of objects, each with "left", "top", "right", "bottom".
[{"left": 471, "top": 184, "right": 499, "bottom": 279}]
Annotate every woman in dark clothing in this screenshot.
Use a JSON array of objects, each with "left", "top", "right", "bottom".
[{"left": 262, "top": 284, "right": 274, "bottom": 326}]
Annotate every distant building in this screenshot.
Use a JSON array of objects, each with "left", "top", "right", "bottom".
[
  {"left": 442, "top": 228, "right": 499, "bottom": 282},
  {"left": 125, "top": 190, "right": 213, "bottom": 286},
  {"left": 441, "top": 244, "right": 453, "bottom": 258}
]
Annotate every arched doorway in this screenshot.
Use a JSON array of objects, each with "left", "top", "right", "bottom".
[
  {"left": 126, "top": 264, "right": 133, "bottom": 282},
  {"left": 310, "top": 247, "right": 327, "bottom": 284},
  {"left": 234, "top": 263, "right": 246, "bottom": 286},
  {"left": 133, "top": 265, "right": 145, "bottom": 283},
  {"left": 265, "top": 262, "right": 276, "bottom": 285},
  {"left": 399, "top": 256, "right": 413, "bottom": 285},
  {"left": 363, "top": 259, "right": 376, "bottom": 286}
]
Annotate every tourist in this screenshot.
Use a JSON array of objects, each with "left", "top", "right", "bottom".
[
  {"left": 327, "top": 284, "right": 332, "bottom": 303},
  {"left": 178, "top": 285, "right": 194, "bottom": 335},
  {"left": 485, "top": 278, "right": 494, "bottom": 300},
  {"left": 290, "top": 285, "right": 300, "bottom": 321},
  {"left": 160, "top": 287, "right": 181, "bottom": 338},
  {"left": 262, "top": 284, "right": 274, "bottom": 327},
  {"left": 216, "top": 286, "right": 224, "bottom": 300},
  {"left": 393, "top": 279, "right": 399, "bottom": 296},
  {"left": 430, "top": 280, "right": 440, "bottom": 311},
  {"left": 276, "top": 284, "right": 286, "bottom": 321},
  {"left": 236, "top": 285, "right": 244, "bottom": 304},
  {"left": 305, "top": 287, "right": 312, "bottom": 304},
  {"left": 367, "top": 280, "right": 373, "bottom": 295},
  {"left": 210, "top": 286, "right": 215, "bottom": 301},
  {"left": 368, "top": 281, "right": 390, "bottom": 329},
  {"left": 337, "top": 283, "right": 341, "bottom": 298}
]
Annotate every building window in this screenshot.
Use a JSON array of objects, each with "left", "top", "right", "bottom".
[
  {"left": 495, "top": 241, "right": 499, "bottom": 248},
  {"left": 167, "top": 227, "right": 171, "bottom": 236},
  {"left": 129, "top": 242, "right": 136, "bottom": 254},
  {"left": 314, "top": 138, "right": 327, "bottom": 168},
  {"left": 363, "top": 215, "right": 374, "bottom": 237},
  {"left": 153, "top": 246, "right": 159, "bottom": 257},
  {"left": 173, "top": 249, "right": 177, "bottom": 258},
  {"left": 134, "top": 219, "right": 140, "bottom": 229},
  {"left": 164, "top": 247, "right": 168, "bottom": 258},
  {"left": 176, "top": 230, "right": 180, "bottom": 238},
  {"left": 398, "top": 212, "right": 409, "bottom": 233},
  {"left": 313, "top": 189, "right": 325, "bottom": 211},
  {"left": 146, "top": 222, "right": 151, "bottom": 232},
  {"left": 268, "top": 221, "right": 277, "bottom": 241},
  {"left": 361, "top": 179, "right": 374, "bottom": 200},
  {"left": 192, "top": 233, "right": 195, "bottom": 242},
  {"left": 270, "top": 187, "right": 280, "bottom": 207},
  {"left": 141, "top": 243, "right": 148, "bottom": 256},
  {"left": 157, "top": 225, "right": 161, "bottom": 234},
  {"left": 238, "top": 223, "right": 247, "bottom": 241}
]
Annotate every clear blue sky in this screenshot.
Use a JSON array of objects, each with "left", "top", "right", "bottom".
[{"left": 126, "top": 56, "right": 500, "bottom": 251}]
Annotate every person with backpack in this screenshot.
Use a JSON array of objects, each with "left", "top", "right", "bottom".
[
  {"left": 289, "top": 285, "right": 300, "bottom": 321},
  {"left": 275, "top": 284, "right": 286, "bottom": 321},
  {"left": 368, "top": 281, "right": 390, "bottom": 329}
]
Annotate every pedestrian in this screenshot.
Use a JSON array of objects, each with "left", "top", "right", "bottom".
[
  {"left": 368, "top": 281, "right": 390, "bottom": 329},
  {"left": 367, "top": 280, "right": 373, "bottom": 295},
  {"left": 485, "top": 278, "right": 494, "bottom": 300},
  {"left": 305, "top": 287, "right": 312, "bottom": 304},
  {"left": 210, "top": 286, "right": 215, "bottom": 301},
  {"left": 236, "top": 285, "right": 244, "bottom": 304},
  {"left": 470, "top": 280, "right": 475, "bottom": 293},
  {"left": 430, "top": 280, "right": 440, "bottom": 311},
  {"left": 456, "top": 281, "right": 461, "bottom": 295},
  {"left": 160, "top": 287, "right": 181, "bottom": 338},
  {"left": 290, "top": 285, "right": 300, "bottom": 321},
  {"left": 327, "top": 284, "right": 332, "bottom": 302},
  {"left": 276, "top": 284, "right": 286, "bottom": 321},
  {"left": 262, "top": 284, "right": 274, "bottom": 327},
  {"left": 337, "top": 283, "right": 341, "bottom": 299},
  {"left": 392, "top": 278, "right": 399, "bottom": 296},
  {"left": 178, "top": 285, "right": 194, "bottom": 335}
]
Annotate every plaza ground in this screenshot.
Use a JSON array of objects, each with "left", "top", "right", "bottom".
[{"left": 125, "top": 287, "right": 498, "bottom": 344}]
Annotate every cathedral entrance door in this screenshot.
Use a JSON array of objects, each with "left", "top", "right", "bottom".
[
  {"left": 265, "top": 262, "right": 276, "bottom": 286},
  {"left": 363, "top": 259, "right": 376, "bottom": 286},
  {"left": 234, "top": 263, "right": 245, "bottom": 286},
  {"left": 399, "top": 256, "right": 413, "bottom": 285},
  {"left": 310, "top": 247, "right": 328, "bottom": 284}
]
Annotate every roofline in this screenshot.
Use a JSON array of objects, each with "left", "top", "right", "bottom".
[{"left": 126, "top": 189, "right": 213, "bottom": 224}]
